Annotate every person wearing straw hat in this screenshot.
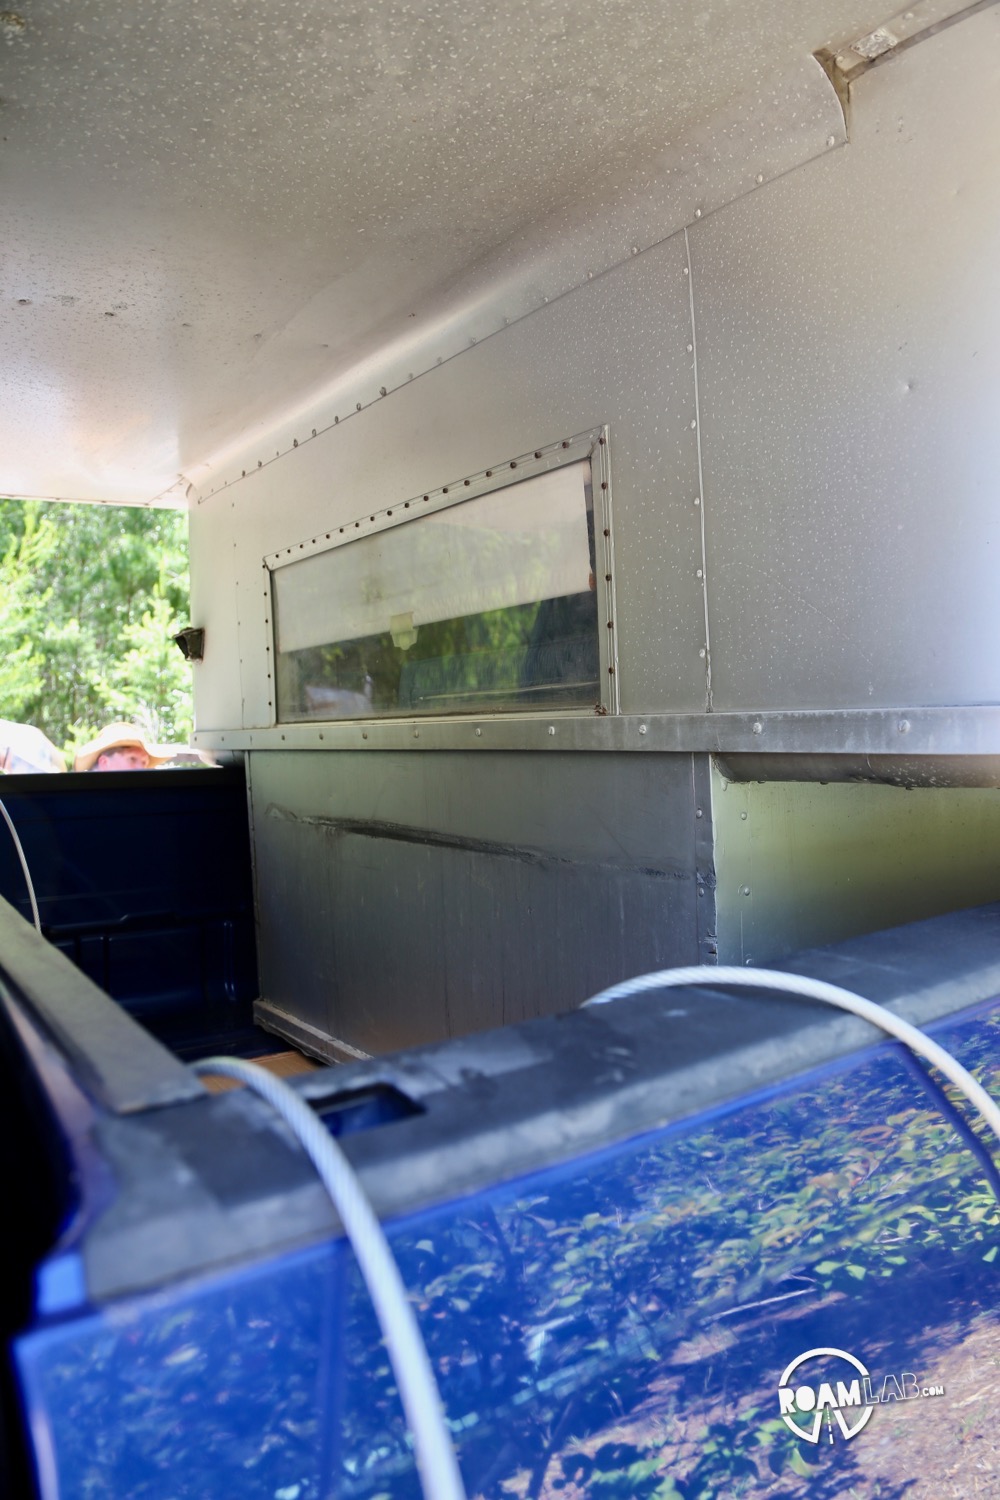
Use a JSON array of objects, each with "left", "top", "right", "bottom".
[{"left": 73, "top": 723, "right": 171, "bottom": 773}]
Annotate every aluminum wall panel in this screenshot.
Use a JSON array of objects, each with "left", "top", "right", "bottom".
[
  {"left": 188, "top": 495, "right": 244, "bottom": 733},
  {"left": 190, "top": 229, "right": 710, "bottom": 727},
  {"left": 188, "top": 9, "right": 1000, "bottom": 1041},
  {"left": 248, "top": 750, "right": 715, "bottom": 1054},
  {"left": 691, "top": 8, "right": 1000, "bottom": 710},
  {"left": 190, "top": 10, "right": 1000, "bottom": 745},
  {"left": 712, "top": 768, "right": 1000, "bottom": 966}
]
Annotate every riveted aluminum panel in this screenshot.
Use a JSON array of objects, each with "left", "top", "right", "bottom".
[
  {"left": 190, "top": 232, "right": 711, "bottom": 727},
  {"left": 195, "top": 704, "right": 1000, "bottom": 769},
  {"left": 188, "top": 494, "right": 244, "bottom": 733},
  {"left": 690, "top": 7, "right": 1000, "bottom": 711},
  {"left": 712, "top": 766, "right": 1000, "bottom": 966},
  {"left": 247, "top": 749, "right": 716, "bottom": 1054}
]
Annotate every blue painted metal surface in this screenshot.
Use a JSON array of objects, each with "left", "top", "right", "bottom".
[
  {"left": 0, "top": 770, "right": 258, "bottom": 1056},
  {"left": 14, "top": 995, "right": 1000, "bottom": 1498}
]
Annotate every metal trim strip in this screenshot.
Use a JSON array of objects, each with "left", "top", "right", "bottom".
[{"left": 195, "top": 705, "right": 1000, "bottom": 764}]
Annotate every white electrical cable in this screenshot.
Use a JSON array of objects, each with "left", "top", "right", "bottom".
[
  {"left": 0, "top": 795, "right": 41, "bottom": 935},
  {"left": 191, "top": 1055, "right": 468, "bottom": 1500},
  {"left": 583, "top": 965, "right": 1000, "bottom": 1153}
]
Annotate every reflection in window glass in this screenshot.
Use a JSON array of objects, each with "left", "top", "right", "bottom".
[{"left": 272, "top": 460, "right": 601, "bottom": 720}]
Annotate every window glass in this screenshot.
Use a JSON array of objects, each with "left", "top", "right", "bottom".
[{"left": 272, "top": 460, "right": 600, "bottom": 720}]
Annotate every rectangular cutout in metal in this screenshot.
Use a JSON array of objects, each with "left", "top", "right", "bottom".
[{"left": 310, "top": 1083, "right": 423, "bottom": 1137}]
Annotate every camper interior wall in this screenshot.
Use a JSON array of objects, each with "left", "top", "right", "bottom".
[
  {"left": 692, "top": 13, "right": 1000, "bottom": 713},
  {"left": 713, "top": 772, "right": 1000, "bottom": 968},
  {"left": 188, "top": 8, "right": 1000, "bottom": 1053},
  {"left": 247, "top": 750, "right": 717, "bottom": 1057}
]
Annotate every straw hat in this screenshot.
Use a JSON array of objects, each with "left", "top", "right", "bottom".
[{"left": 73, "top": 723, "right": 172, "bottom": 772}]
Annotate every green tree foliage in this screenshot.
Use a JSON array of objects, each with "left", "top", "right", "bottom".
[
  {"left": 0, "top": 497, "right": 192, "bottom": 753},
  {"left": 0, "top": 505, "right": 54, "bottom": 716}
]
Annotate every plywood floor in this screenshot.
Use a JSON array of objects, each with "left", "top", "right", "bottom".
[{"left": 199, "top": 1049, "right": 324, "bottom": 1093}]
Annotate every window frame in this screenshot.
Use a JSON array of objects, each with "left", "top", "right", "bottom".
[{"left": 262, "top": 426, "right": 618, "bottom": 732}]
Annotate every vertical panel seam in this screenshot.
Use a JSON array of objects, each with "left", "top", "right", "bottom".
[
  {"left": 692, "top": 752, "right": 719, "bottom": 965},
  {"left": 684, "top": 226, "right": 713, "bottom": 712}
]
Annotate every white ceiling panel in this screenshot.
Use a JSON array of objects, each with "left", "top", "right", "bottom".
[{"left": 0, "top": 0, "right": 913, "bottom": 504}]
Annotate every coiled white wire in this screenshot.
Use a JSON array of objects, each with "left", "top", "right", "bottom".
[
  {"left": 582, "top": 965, "right": 1000, "bottom": 1152},
  {"left": 0, "top": 795, "right": 41, "bottom": 935},
  {"left": 191, "top": 1055, "right": 467, "bottom": 1500}
]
